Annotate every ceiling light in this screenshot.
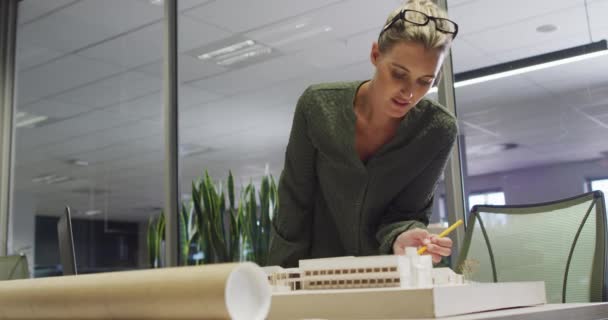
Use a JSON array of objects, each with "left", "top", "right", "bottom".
[
  {"left": 428, "top": 40, "right": 608, "bottom": 93},
  {"left": 32, "top": 174, "right": 71, "bottom": 184},
  {"left": 70, "top": 159, "right": 89, "bottom": 167},
  {"left": 46, "top": 176, "right": 71, "bottom": 184},
  {"left": 197, "top": 40, "right": 256, "bottom": 60},
  {"left": 467, "top": 143, "right": 518, "bottom": 156},
  {"left": 32, "top": 174, "right": 54, "bottom": 183},
  {"left": 15, "top": 111, "right": 48, "bottom": 128},
  {"left": 536, "top": 24, "right": 558, "bottom": 33},
  {"left": 84, "top": 210, "right": 102, "bottom": 217},
  {"left": 457, "top": 40, "right": 608, "bottom": 88},
  {"left": 149, "top": 0, "right": 163, "bottom": 5},
  {"left": 216, "top": 47, "right": 272, "bottom": 66}
]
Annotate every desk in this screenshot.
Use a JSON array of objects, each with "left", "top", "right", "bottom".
[{"left": 419, "top": 303, "right": 608, "bottom": 320}]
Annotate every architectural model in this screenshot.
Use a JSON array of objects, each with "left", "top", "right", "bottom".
[
  {"left": 265, "top": 248, "right": 547, "bottom": 319},
  {"left": 265, "top": 247, "right": 463, "bottom": 292}
]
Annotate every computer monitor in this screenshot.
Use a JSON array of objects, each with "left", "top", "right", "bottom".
[{"left": 57, "top": 206, "right": 77, "bottom": 275}]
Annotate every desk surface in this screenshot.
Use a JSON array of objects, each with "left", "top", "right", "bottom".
[{"left": 420, "top": 303, "right": 608, "bottom": 320}]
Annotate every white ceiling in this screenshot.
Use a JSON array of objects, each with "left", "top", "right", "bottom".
[{"left": 12, "top": 0, "right": 608, "bottom": 221}]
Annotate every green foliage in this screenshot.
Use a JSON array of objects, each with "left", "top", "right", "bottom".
[
  {"left": 148, "top": 168, "right": 279, "bottom": 267},
  {"left": 180, "top": 201, "right": 198, "bottom": 265},
  {"left": 147, "top": 212, "right": 165, "bottom": 268}
]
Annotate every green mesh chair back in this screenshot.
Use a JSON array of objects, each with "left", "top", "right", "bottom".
[
  {"left": 456, "top": 191, "right": 607, "bottom": 303},
  {"left": 0, "top": 255, "right": 29, "bottom": 280}
]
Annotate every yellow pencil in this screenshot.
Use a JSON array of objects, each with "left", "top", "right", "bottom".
[{"left": 417, "top": 219, "right": 464, "bottom": 255}]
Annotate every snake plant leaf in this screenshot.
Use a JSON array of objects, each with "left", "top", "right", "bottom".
[
  {"left": 228, "top": 170, "right": 235, "bottom": 210},
  {"left": 218, "top": 187, "right": 227, "bottom": 255},
  {"left": 245, "top": 183, "right": 257, "bottom": 262},
  {"left": 186, "top": 202, "right": 198, "bottom": 243},
  {"left": 228, "top": 207, "right": 238, "bottom": 261},
  {"left": 203, "top": 171, "right": 228, "bottom": 262},
  {"left": 201, "top": 173, "right": 218, "bottom": 261},
  {"left": 192, "top": 180, "right": 211, "bottom": 264},
  {"left": 258, "top": 176, "right": 270, "bottom": 264},
  {"left": 200, "top": 175, "right": 214, "bottom": 261},
  {"left": 179, "top": 204, "right": 189, "bottom": 265},
  {"left": 226, "top": 174, "right": 238, "bottom": 261},
  {"left": 238, "top": 188, "right": 253, "bottom": 261},
  {"left": 147, "top": 216, "right": 158, "bottom": 268},
  {"left": 269, "top": 175, "right": 278, "bottom": 221},
  {"left": 155, "top": 212, "right": 165, "bottom": 267}
]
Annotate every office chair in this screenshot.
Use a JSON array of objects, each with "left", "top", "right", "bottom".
[
  {"left": 0, "top": 254, "right": 29, "bottom": 280},
  {"left": 456, "top": 191, "right": 607, "bottom": 303}
]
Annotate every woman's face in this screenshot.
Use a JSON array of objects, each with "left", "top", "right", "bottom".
[{"left": 370, "top": 41, "right": 445, "bottom": 119}]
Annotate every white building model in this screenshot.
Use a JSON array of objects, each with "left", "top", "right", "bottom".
[{"left": 265, "top": 247, "right": 464, "bottom": 293}]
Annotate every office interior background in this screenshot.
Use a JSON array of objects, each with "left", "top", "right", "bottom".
[{"left": 2, "top": 0, "right": 608, "bottom": 277}]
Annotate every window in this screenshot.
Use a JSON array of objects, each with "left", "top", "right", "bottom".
[
  {"left": 468, "top": 191, "right": 506, "bottom": 211},
  {"left": 448, "top": 0, "right": 608, "bottom": 233},
  {"left": 14, "top": 0, "right": 166, "bottom": 276},
  {"left": 588, "top": 178, "right": 608, "bottom": 208},
  {"left": 589, "top": 178, "right": 608, "bottom": 195}
]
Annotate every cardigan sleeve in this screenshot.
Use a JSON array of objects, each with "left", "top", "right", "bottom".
[
  {"left": 375, "top": 127, "right": 457, "bottom": 254},
  {"left": 267, "top": 87, "right": 317, "bottom": 267}
]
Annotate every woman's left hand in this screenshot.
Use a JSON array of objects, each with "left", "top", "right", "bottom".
[{"left": 392, "top": 228, "right": 453, "bottom": 264}]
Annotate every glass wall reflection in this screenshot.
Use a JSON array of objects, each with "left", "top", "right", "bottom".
[
  {"left": 447, "top": 0, "right": 608, "bottom": 214},
  {"left": 13, "top": 0, "right": 168, "bottom": 276},
  {"left": 12, "top": 0, "right": 607, "bottom": 274}
]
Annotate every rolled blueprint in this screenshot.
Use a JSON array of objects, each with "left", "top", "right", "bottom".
[{"left": 0, "top": 262, "right": 270, "bottom": 320}]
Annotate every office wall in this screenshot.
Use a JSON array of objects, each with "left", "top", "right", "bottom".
[
  {"left": 466, "top": 159, "right": 606, "bottom": 204},
  {"left": 432, "top": 158, "right": 608, "bottom": 222}
]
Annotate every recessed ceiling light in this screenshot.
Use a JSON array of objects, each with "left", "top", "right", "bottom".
[
  {"left": 149, "top": 0, "right": 163, "bottom": 6},
  {"left": 15, "top": 111, "right": 48, "bottom": 128},
  {"left": 32, "top": 174, "right": 72, "bottom": 184},
  {"left": 32, "top": 175, "right": 54, "bottom": 183},
  {"left": 84, "top": 210, "right": 102, "bottom": 216},
  {"left": 536, "top": 24, "right": 558, "bottom": 33},
  {"left": 47, "top": 176, "right": 71, "bottom": 184},
  {"left": 467, "top": 143, "right": 518, "bottom": 156},
  {"left": 70, "top": 159, "right": 89, "bottom": 167},
  {"left": 216, "top": 47, "right": 272, "bottom": 66},
  {"left": 191, "top": 36, "right": 278, "bottom": 68},
  {"left": 197, "top": 40, "right": 256, "bottom": 60}
]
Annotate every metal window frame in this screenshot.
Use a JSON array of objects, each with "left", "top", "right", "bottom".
[
  {"left": 436, "top": 0, "right": 468, "bottom": 267},
  {"left": 0, "top": 0, "right": 18, "bottom": 256},
  {"left": 163, "top": 0, "right": 180, "bottom": 267}
]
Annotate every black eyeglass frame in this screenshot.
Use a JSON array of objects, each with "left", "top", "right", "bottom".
[{"left": 378, "top": 9, "right": 459, "bottom": 40}]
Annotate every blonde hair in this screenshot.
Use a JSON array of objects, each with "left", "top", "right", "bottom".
[{"left": 378, "top": 0, "right": 453, "bottom": 53}]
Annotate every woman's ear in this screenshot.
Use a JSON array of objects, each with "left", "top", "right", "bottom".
[{"left": 371, "top": 42, "right": 381, "bottom": 67}]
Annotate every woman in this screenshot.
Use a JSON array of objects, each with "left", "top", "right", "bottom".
[{"left": 268, "top": 0, "right": 459, "bottom": 268}]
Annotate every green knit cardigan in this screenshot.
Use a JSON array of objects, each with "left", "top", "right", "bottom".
[{"left": 267, "top": 81, "right": 458, "bottom": 267}]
